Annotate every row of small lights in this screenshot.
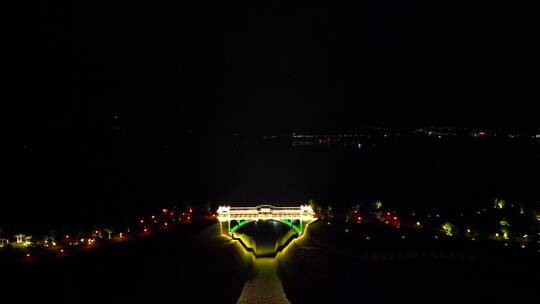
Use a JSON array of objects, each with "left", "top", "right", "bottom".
[
  {"left": 12, "top": 207, "right": 196, "bottom": 261},
  {"left": 333, "top": 206, "right": 540, "bottom": 253}
]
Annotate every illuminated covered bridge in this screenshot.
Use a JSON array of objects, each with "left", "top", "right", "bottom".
[{"left": 217, "top": 205, "right": 316, "bottom": 235}]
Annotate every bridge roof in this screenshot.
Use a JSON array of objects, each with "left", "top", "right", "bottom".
[{"left": 217, "top": 205, "right": 316, "bottom": 221}]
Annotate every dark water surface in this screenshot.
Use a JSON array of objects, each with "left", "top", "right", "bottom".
[{"left": 8, "top": 137, "right": 540, "bottom": 232}]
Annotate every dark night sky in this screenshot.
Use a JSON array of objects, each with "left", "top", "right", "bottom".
[{"left": 14, "top": 0, "right": 540, "bottom": 137}]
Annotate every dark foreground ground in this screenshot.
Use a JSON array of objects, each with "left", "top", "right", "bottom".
[
  {"left": 278, "top": 221, "right": 540, "bottom": 304},
  {"left": 2, "top": 221, "right": 539, "bottom": 303},
  {"left": 1, "top": 223, "right": 253, "bottom": 304}
]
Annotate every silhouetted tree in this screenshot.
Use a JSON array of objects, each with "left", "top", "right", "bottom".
[{"left": 103, "top": 228, "right": 114, "bottom": 240}]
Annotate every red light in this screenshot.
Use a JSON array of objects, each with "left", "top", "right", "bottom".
[
  {"left": 26, "top": 253, "right": 31, "bottom": 257},
  {"left": 393, "top": 216, "right": 398, "bottom": 220},
  {"left": 151, "top": 215, "right": 155, "bottom": 219},
  {"left": 164, "top": 222, "right": 168, "bottom": 226},
  {"left": 385, "top": 221, "right": 389, "bottom": 224},
  {"left": 65, "top": 235, "right": 70, "bottom": 239},
  {"left": 187, "top": 217, "right": 190, "bottom": 220},
  {"left": 170, "top": 212, "right": 174, "bottom": 216},
  {"left": 162, "top": 208, "right": 168, "bottom": 213},
  {"left": 189, "top": 208, "right": 193, "bottom": 213},
  {"left": 95, "top": 230, "right": 99, "bottom": 234},
  {"left": 386, "top": 212, "right": 390, "bottom": 216},
  {"left": 143, "top": 228, "right": 148, "bottom": 232},
  {"left": 140, "top": 219, "right": 144, "bottom": 224},
  {"left": 60, "top": 249, "right": 64, "bottom": 253}
]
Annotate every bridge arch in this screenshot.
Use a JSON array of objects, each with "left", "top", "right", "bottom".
[{"left": 228, "top": 218, "right": 303, "bottom": 234}]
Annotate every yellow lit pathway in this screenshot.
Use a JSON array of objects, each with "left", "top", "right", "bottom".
[{"left": 236, "top": 258, "right": 291, "bottom": 304}]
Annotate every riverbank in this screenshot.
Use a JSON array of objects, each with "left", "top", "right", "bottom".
[
  {"left": 0, "top": 223, "right": 253, "bottom": 304},
  {"left": 277, "top": 221, "right": 540, "bottom": 303}
]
